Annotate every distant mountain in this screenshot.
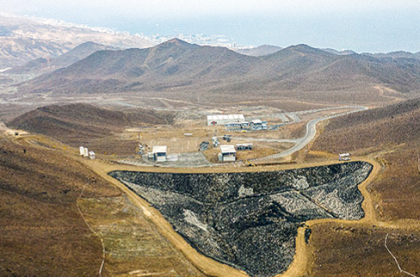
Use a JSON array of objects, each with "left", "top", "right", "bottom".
[
  {"left": 322, "top": 48, "right": 357, "bottom": 55},
  {"left": 363, "top": 51, "right": 420, "bottom": 60},
  {"left": 0, "top": 15, "right": 153, "bottom": 69},
  {"left": 233, "top": 45, "right": 283, "bottom": 56},
  {"left": 6, "top": 42, "right": 119, "bottom": 76},
  {"left": 0, "top": 75, "right": 14, "bottom": 84},
  {"left": 19, "top": 39, "right": 420, "bottom": 98},
  {"left": 20, "top": 38, "right": 269, "bottom": 94}
]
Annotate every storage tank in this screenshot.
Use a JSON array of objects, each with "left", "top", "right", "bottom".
[{"left": 79, "top": 146, "right": 85, "bottom": 156}]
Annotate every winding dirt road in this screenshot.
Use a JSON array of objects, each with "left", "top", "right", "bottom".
[
  {"left": 232, "top": 106, "right": 368, "bottom": 161},
  {"left": 12, "top": 122, "right": 396, "bottom": 277}
]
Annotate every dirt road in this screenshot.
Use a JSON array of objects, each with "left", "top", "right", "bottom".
[{"left": 14, "top": 132, "right": 400, "bottom": 277}]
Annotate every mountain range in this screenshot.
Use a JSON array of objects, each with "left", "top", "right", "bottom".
[
  {"left": 5, "top": 42, "right": 119, "bottom": 76},
  {"left": 0, "top": 15, "right": 153, "bottom": 69},
  {"left": 18, "top": 38, "right": 420, "bottom": 101}
]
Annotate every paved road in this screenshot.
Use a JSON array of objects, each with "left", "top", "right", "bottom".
[{"left": 235, "top": 106, "right": 368, "bottom": 160}]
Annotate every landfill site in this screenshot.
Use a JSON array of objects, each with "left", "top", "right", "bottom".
[
  {"left": 2, "top": 100, "right": 420, "bottom": 277},
  {"left": 49, "top": 103, "right": 380, "bottom": 277}
]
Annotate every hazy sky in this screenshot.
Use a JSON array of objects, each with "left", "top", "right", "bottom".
[{"left": 3, "top": 0, "right": 420, "bottom": 52}]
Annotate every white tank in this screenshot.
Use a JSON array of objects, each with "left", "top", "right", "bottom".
[
  {"left": 79, "top": 146, "right": 85, "bottom": 156},
  {"left": 83, "top": 147, "right": 89, "bottom": 157}
]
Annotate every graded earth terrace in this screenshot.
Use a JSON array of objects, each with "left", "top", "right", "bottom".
[{"left": 110, "top": 161, "right": 373, "bottom": 277}]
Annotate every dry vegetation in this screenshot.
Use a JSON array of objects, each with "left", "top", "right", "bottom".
[
  {"left": 0, "top": 135, "right": 120, "bottom": 276},
  {"left": 305, "top": 97, "right": 420, "bottom": 276},
  {"left": 3, "top": 97, "right": 420, "bottom": 277},
  {"left": 312, "top": 98, "right": 420, "bottom": 221},
  {"left": 78, "top": 196, "right": 207, "bottom": 276},
  {"left": 7, "top": 103, "right": 175, "bottom": 150},
  {"left": 308, "top": 222, "right": 420, "bottom": 276}
]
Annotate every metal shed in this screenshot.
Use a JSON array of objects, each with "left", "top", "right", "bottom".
[
  {"left": 153, "top": 146, "right": 167, "bottom": 162},
  {"left": 207, "top": 114, "right": 245, "bottom": 126},
  {"left": 219, "top": 145, "right": 236, "bottom": 162}
]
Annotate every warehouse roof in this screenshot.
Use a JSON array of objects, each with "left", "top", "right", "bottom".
[
  {"left": 153, "top": 146, "right": 167, "bottom": 153},
  {"left": 220, "top": 145, "right": 236, "bottom": 154}
]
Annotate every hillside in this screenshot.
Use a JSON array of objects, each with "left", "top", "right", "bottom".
[
  {"left": 18, "top": 40, "right": 420, "bottom": 102},
  {"left": 6, "top": 42, "right": 119, "bottom": 76},
  {"left": 313, "top": 97, "right": 420, "bottom": 153},
  {"left": 0, "top": 15, "right": 153, "bottom": 69},
  {"left": 7, "top": 103, "right": 175, "bottom": 146},
  {"left": 0, "top": 135, "right": 120, "bottom": 276},
  {"left": 312, "top": 97, "right": 420, "bottom": 220}
]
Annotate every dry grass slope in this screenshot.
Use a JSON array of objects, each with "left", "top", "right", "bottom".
[
  {"left": 0, "top": 136, "right": 120, "bottom": 276},
  {"left": 7, "top": 103, "right": 175, "bottom": 147},
  {"left": 307, "top": 97, "right": 420, "bottom": 276}
]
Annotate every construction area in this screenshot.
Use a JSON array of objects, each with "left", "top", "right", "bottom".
[
  {"left": 5, "top": 101, "right": 419, "bottom": 277},
  {"left": 113, "top": 106, "right": 362, "bottom": 167}
]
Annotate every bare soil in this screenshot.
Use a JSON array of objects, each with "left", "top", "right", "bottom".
[{"left": 78, "top": 196, "right": 208, "bottom": 277}]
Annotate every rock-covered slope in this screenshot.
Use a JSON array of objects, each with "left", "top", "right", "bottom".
[{"left": 110, "top": 161, "right": 373, "bottom": 277}]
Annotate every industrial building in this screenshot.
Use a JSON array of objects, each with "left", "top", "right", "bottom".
[
  {"left": 219, "top": 145, "right": 236, "bottom": 162},
  {"left": 207, "top": 114, "right": 245, "bottom": 126},
  {"left": 236, "top": 143, "right": 253, "bottom": 150},
  {"left": 251, "top": 119, "right": 268, "bottom": 130},
  {"left": 153, "top": 146, "right": 167, "bottom": 162},
  {"left": 80, "top": 146, "right": 95, "bottom": 159},
  {"left": 225, "top": 122, "right": 250, "bottom": 130},
  {"left": 339, "top": 153, "right": 351, "bottom": 161},
  {"left": 88, "top": 151, "right": 96, "bottom": 159}
]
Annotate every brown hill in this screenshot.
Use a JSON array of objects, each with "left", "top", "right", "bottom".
[
  {"left": 307, "top": 98, "right": 420, "bottom": 276},
  {"left": 0, "top": 135, "right": 120, "bottom": 276},
  {"left": 312, "top": 97, "right": 420, "bottom": 221},
  {"left": 19, "top": 40, "right": 420, "bottom": 100},
  {"left": 21, "top": 38, "right": 269, "bottom": 94},
  {"left": 7, "top": 103, "right": 174, "bottom": 146},
  {"left": 0, "top": 15, "right": 153, "bottom": 69},
  {"left": 6, "top": 42, "right": 119, "bottom": 76},
  {"left": 312, "top": 97, "right": 420, "bottom": 153}
]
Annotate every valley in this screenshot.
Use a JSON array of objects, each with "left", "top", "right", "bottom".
[{"left": 1, "top": 26, "right": 420, "bottom": 276}]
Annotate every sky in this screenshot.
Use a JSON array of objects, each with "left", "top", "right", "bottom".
[{"left": 2, "top": 0, "right": 420, "bottom": 53}]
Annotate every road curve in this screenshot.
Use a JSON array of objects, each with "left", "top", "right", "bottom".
[{"left": 251, "top": 106, "right": 368, "bottom": 160}]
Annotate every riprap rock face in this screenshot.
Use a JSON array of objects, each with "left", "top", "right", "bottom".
[{"left": 109, "top": 161, "right": 372, "bottom": 277}]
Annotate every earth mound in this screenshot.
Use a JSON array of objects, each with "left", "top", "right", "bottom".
[{"left": 7, "top": 103, "right": 174, "bottom": 146}]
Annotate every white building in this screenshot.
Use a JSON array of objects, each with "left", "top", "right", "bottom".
[
  {"left": 219, "top": 145, "right": 236, "bottom": 162},
  {"left": 251, "top": 119, "right": 268, "bottom": 130},
  {"left": 207, "top": 114, "right": 245, "bottom": 126},
  {"left": 153, "top": 146, "right": 167, "bottom": 162},
  {"left": 88, "top": 151, "right": 96, "bottom": 160},
  {"left": 339, "top": 153, "right": 351, "bottom": 161}
]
